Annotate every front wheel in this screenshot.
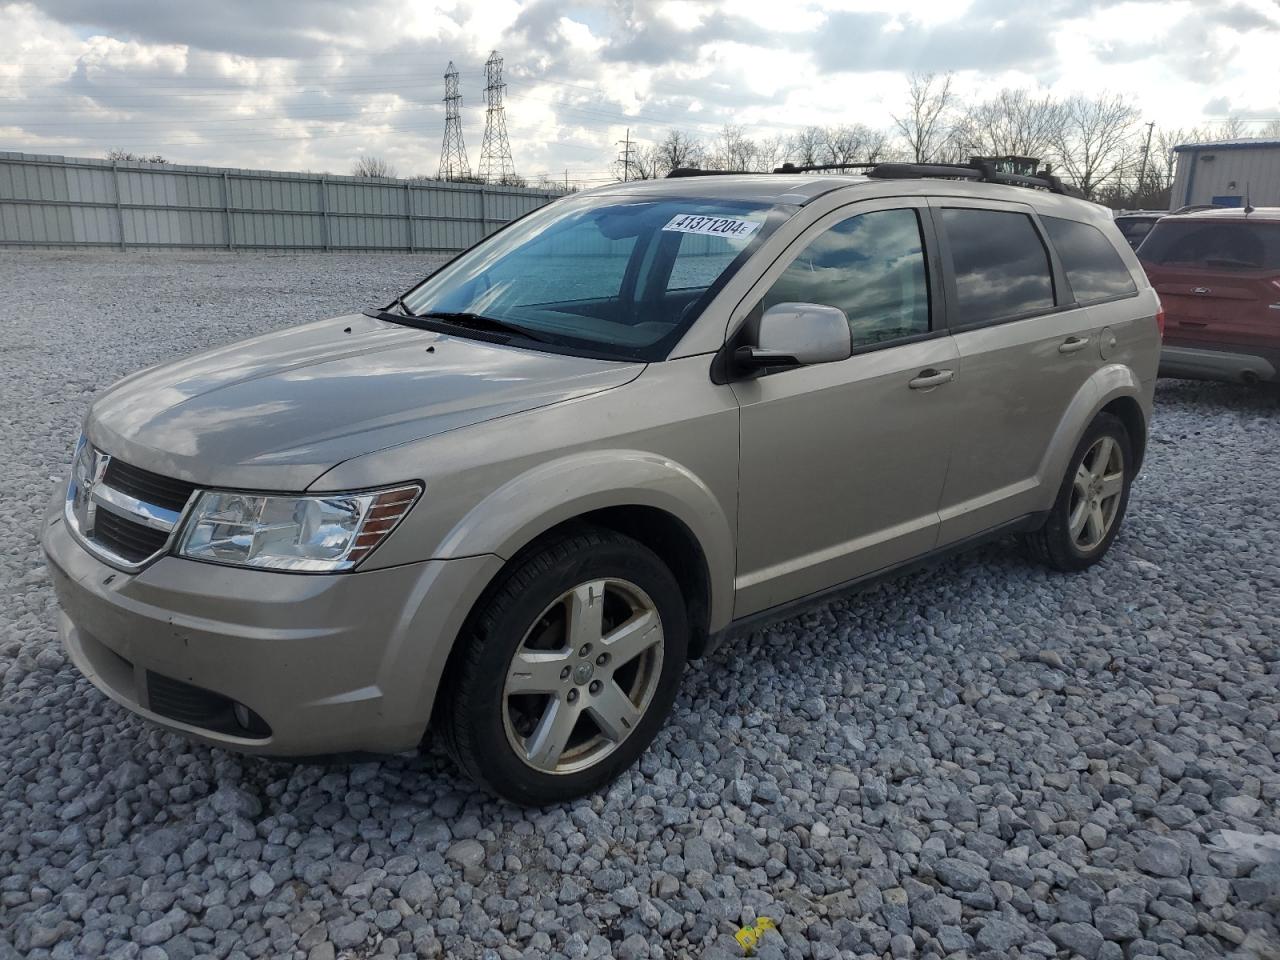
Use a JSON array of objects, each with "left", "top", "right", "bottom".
[
  {"left": 1026, "top": 412, "right": 1134, "bottom": 572},
  {"left": 440, "top": 528, "right": 688, "bottom": 806}
]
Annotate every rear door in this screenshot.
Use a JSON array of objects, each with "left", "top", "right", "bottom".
[
  {"left": 931, "top": 200, "right": 1108, "bottom": 544},
  {"left": 1138, "top": 219, "right": 1280, "bottom": 350}
]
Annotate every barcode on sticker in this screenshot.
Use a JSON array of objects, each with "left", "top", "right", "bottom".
[{"left": 662, "top": 214, "right": 761, "bottom": 240}]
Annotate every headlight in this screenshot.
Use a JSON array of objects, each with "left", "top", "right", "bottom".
[{"left": 177, "top": 485, "right": 420, "bottom": 572}]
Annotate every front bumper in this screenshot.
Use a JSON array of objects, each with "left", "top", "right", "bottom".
[{"left": 42, "top": 493, "right": 503, "bottom": 756}]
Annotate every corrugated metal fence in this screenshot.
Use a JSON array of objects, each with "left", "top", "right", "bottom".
[{"left": 0, "top": 151, "right": 566, "bottom": 252}]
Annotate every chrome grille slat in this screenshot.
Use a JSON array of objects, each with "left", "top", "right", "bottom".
[
  {"left": 65, "top": 440, "right": 198, "bottom": 572},
  {"left": 90, "top": 484, "right": 182, "bottom": 531}
]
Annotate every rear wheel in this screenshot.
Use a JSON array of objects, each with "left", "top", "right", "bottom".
[
  {"left": 441, "top": 528, "right": 687, "bottom": 806},
  {"left": 1026, "top": 413, "right": 1133, "bottom": 572}
]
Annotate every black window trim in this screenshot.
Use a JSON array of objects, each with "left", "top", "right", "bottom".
[
  {"left": 713, "top": 198, "right": 945, "bottom": 381},
  {"left": 1041, "top": 213, "right": 1143, "bottom": 309},
  {"left": 929, "top": 199, "right": 1070, "bottom": 333}
]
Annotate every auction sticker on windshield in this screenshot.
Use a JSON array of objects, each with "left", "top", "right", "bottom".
[{"left": 662, "top": 214, "right": 762, "bottom": 240}]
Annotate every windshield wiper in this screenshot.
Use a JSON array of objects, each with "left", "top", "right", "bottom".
[{"left": 414, "top": 311, "right": 550, "bottom": 343}]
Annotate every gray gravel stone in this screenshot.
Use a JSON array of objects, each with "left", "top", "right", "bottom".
[
  {"left": 1135, "top": 838, "right": 1189, "bottom": 878},
  {"left": 1049, "top": 921, "right": 1105, "bottom": 959},
  {"left": 1095, "top": 904, "right": 1142, "bottom": 941}
]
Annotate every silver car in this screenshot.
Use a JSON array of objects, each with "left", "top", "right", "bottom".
[{"left": 42, "top": 165, "right": 1160, "bottom": 805}]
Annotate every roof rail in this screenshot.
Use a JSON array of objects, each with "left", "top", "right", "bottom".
[
  {"left": 868, "top": 159, "right": 1081, "bottom": 197},
  {"left": 772, "top": 162, "right": 878, "bottom": 174},
  {"left": 663, "top": 158, "right": 1082, "bottom": 196},
  {"left": 665, "top": 167, "right": 748, "bottom": 178}
]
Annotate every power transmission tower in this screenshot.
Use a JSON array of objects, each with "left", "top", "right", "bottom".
[
  {"left": 617, "top": 128, "right": 634, "bottom": 181},
  {"left": 478, "top": 51, "right": 516, "bottom": 183},
  {"left": 438, "top": 62, "right": 470, "bottom": 181}
]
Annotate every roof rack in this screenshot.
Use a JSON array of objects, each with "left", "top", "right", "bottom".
[{"left": 665, "top": 158, "right": 1080, "bottom": 197}]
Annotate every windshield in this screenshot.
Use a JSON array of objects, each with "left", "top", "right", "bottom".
[
  {"left": 1139, "top": 219, "right": 1280, "bottom": 270},
  {"left": 399, "top": 194, "right": 783, "bottom": 360}
]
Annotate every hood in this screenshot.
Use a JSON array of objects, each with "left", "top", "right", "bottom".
[{"left": 87, "top": 313, "right": 643, "bottom": 490}]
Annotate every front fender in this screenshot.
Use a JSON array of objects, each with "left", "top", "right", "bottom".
[
  {"left": 435, "top": 449, "right": 737, "bottom": 632},
  {"left": 1037, "top": 364, "right": 1149, "bottom": 507}
]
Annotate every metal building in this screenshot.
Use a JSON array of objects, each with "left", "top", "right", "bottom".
[{"left": 1170, "top": 138, "right": 1280, "bottom": 209}]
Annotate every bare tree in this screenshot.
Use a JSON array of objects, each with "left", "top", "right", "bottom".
[
  {"left": 786, "top": 126, "right": 826, "bottom": 167},
  {"left": 952, "top": 89, "right": 1063, "bottom": 163},
  {"left": 1216, "top": 116, "right": 1248, "bottom": 139},
  {"left": 1051, "top": 93, "right": 1139, "bottom": 199},
  {"left": 106, "top": 149, "right": 168, "bottom": 164},
  {"left": 1260, "top": 119, "right": 1280, "bottom": 138},
  {"left": 753, "top": 135, "right": 787, "bottom": 172},
  {"left": 824, "top": 124, "right": 890, "bottom": 165},
  {"left": 892, "top": 72, "right": 956, "bottom": 163},
  {"left": 710, "top": 123, "right": 757, "bottom": 171},
  {"left": 351, "top": 155, "right": 397, "bottom": 178},
  {"left": 653, "top": 130, "right": 706, "bottom": 175}
]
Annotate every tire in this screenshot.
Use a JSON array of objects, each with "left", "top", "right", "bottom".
[
  {"left": 440, "top": 527, "right": 688, "bottom": 806},
  {"left": 1025, "top": 412, "right": 1134, "bottom": 572}
]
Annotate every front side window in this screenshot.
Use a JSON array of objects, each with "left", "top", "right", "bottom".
[
  {"left": 402, "top": 195, "right": 781, "bottom": 360},
  {"left": 1043, "top": 216, "right": 1138, "bottom": 303},
  {"left": 1138, "top": 220, "right": 1280, "bottom": 271},
  {"left": 760, "top": 208, "right": 931, "bottom": 348},
  {"left": 941, "top": 208, "right": 1055, "bottom": 325}
]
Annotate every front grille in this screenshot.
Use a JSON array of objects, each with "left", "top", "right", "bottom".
[
  {"left": 94, "top": 509, "right": 169, "bottom": 563},
  {"left": 102, "top": 459, "right": 198, "bottom": 512},
  {"left": 146, "top": 672, "right": 271, "bottom": 738}
]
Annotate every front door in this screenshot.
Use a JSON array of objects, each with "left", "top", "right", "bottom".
[{"left": 731, "top": 201, "right": 959, "bottom": 617}]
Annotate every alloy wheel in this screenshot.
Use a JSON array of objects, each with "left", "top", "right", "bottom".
[
  {"left": 1068, "top": 435, "right": 1125, "bottom": 551},
  {"left": 502, "top": 578, "right": 664, "bottom": 775}
]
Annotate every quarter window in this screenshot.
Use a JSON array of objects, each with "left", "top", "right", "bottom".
[
  {"left": 761, "top": 208, "right": 931, "bottom": 348},
  {"left": 1043, "top": 216, "right": 1137, "bottom": 303},
  {"left": 941, "top": 208, "right": 1055, "bottom": 325}
]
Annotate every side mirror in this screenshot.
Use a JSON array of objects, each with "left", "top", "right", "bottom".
[{"left": 735, "top": 302, "right": 853, "bottom": 372}]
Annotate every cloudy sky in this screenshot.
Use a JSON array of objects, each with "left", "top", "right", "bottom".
[{"left": 1, "top": 0, "right": 1277, "bottom": 185}]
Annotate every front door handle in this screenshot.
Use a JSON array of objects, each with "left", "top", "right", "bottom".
[
  {"left": 908, "top": 368, "right": 955, "bottom": 390},
  {"left": 1058, "top": 336, "right": 1090, "bottom": 354}
]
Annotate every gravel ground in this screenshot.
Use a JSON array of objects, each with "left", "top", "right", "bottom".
[{"left": 1, "top": 250, "right": 1278, "bottom": 960}]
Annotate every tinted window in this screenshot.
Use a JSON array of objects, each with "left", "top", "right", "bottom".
[
  {"left": 761, "top": 208, "right": 930, "bottom": 347},
  {"left": 1138, "top": 220, "right": 1280, "bottom": 271},
  {"left": 1043, "top": 216, "right": 1137, "bottom": 303},
  {"left": 941, "top": 208, "right": 1054, "bottom": 325}
]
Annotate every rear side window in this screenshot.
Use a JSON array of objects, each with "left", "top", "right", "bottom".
[
  {"left": 1043, "top": 216, "right": 1138, "bottom": 303},
  {"left": 760, "top": 208, "right": 931, "bottom": 348},
  {"left": 940, "top": 209, "right": 1055, "bottom": 325},
  {"left": 1138, "top": 220, "right": 1280, "bottom": 270}
]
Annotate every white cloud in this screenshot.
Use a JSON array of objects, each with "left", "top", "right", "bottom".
[{"left": 0, "top": 0, "right": 1276, "bottom": 184}]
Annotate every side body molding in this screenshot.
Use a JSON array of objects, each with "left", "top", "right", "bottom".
[{"left": 434, "top": 449, "right": 737, "bottom": 633}]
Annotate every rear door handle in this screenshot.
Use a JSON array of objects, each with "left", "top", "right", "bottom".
[
  {"left": 908, "top": 368, "right": 955, "bottom": 390},
  {"left": 1179, "top": 320, "right": 1208, "bottom": 328},
  {"left": 1058, "top": 336, "right": 1090, "bottom": 354}
]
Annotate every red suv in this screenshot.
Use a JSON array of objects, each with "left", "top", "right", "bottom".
[{"left": 1139, "top": 207, "right": 1280, "bottom": 384}]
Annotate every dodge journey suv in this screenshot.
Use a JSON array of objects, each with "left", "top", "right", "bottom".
[{"left": 43, "top": 162, "right": 1160, "bottom": 805}]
